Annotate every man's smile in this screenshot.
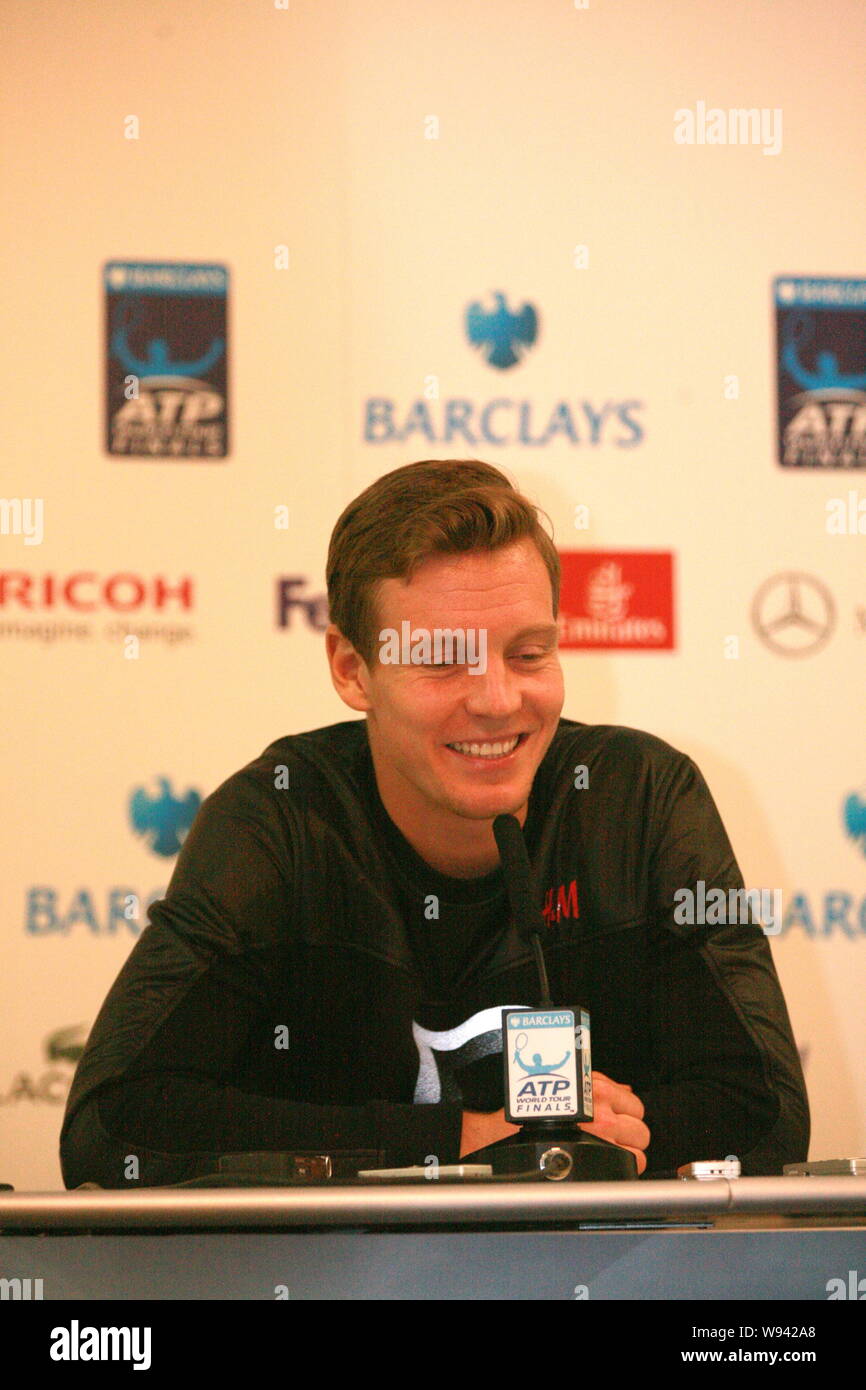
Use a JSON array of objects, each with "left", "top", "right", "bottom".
[{"left": 444, "top": 731, "right": 531, "bottom": 764}]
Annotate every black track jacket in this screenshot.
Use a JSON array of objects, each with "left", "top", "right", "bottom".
[{"left": 60, "top": 718, "right": 810, "bottom": 1187}]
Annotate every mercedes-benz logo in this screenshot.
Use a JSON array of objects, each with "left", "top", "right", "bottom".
[{"left": 751, "top": 572, "right": 835, "bottom": 657}]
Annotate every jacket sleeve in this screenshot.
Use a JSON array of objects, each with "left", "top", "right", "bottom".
[
  {"left": 638, "top": 754, "right": 810, "bottom": 1177},
  {"left": 59, "top": 778, "right": 462, "bottom": 1189}
]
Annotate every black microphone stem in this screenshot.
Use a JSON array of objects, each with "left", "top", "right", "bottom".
[
  {"left": 492, "top": 812, "right": 553, "bottom": 1010},
  {"left": 531, "top": 935, "right": 553, "bottom": 1011}
]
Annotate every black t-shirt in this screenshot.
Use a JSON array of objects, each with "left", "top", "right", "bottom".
[
  {"left": 59, "top": 717, "right": 810, "bottom": 1187},
  {"left": 358, "top": 746, "right": 510, "bottom": 999}
]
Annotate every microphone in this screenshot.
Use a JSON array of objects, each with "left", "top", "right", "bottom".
[
  {"left": 493, "top": 813, "right": 553, "bottom": 1008},
  {"left": 466, "top": 813, "right": 638, "bottom": 1181}
]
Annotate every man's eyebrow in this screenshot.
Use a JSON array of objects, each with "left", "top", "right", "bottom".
[{"left": 508, "top": 624, "right": 560, "bottom": 642}]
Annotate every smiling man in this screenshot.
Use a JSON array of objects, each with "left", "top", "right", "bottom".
[
  {"left": 60, "top": 458, "right": 809, "bottom": 1187},
  {"left": 331, "top": 540, "right": 564, "bottom": 879}
]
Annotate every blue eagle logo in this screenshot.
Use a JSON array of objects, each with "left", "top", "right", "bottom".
[
  {"left": 129, "top": 777, "right": 202, "bottom": 857},
  {"left": 465, "top": 291, "right": 539, "bottom": 370},
  {"left": 843, "top": 791, "right": 866, "bottom": 857}
]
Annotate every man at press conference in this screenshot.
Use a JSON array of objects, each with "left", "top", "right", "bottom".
[{"left": 60, "top": 458, "right": 809, "bottom": 1188}]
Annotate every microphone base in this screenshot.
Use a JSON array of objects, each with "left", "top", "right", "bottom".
[{"left": 469, "top": 1124, "right": 638, "bottom": 1182}]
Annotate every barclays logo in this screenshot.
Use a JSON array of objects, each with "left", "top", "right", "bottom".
[
  {"left": 465, "top": 291, "right": 538, "bottom": 370},
  {"left": 129, "top": 777, "right": 202, "bottom": 857},
  {"left": 25, "top": 887, "right": 165, "bottom": 935},
  {"left": 782, "top": 891, "right": 866, "bottom": 937},
  {"left": 362, "top": 292, "right": 645, "bottom": 449},
  {"left": 843, "top": 790, "right": 866, "bottom": 858}
]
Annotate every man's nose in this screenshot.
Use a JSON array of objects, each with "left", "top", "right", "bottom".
[{"left": 462, "top": 657, "right": 523, "bottom": 719}]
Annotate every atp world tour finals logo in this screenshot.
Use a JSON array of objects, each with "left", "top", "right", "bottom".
[
  {"left": 504, "top": 1009, "right": 592, "bottom": 1122},
  {"left": 105, "top": 261, "right": 229, "bottom": 458},
  {"left": 775, "top": 277, "right": 866, "bottom": 469}
]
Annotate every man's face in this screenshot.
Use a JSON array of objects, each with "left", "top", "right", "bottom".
[{"left": 338, "top": 538, "right": 564, "bottom": 843}]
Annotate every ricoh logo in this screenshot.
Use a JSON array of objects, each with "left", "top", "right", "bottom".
[
  {"left": 0, "top": 571, "right": 196, "bottom": 647},
  {"left": 0, "top": 572, "right": 194, "bottom": 611},
  {"left": 0, "top": 1276, "right": 43, "bottom": 1300}
]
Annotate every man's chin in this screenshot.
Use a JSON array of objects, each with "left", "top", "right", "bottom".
[{"left": 439, "top": 784, "right": 531, "bottom": 823}]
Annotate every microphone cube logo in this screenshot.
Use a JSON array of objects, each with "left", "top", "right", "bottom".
[{"left": 503, "top": 1009, "right": 592, "bottom": 1123}]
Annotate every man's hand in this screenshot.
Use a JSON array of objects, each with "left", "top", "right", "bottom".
[
  {"left": 578, "top": 1070, "right": 650, "bottom": 1174},
  {"left": 460, "top": 1108, "right": 520, "bottom": 1158},
  {"left": 460, "top": 1073, "right": 650, "bottom": 1172}
]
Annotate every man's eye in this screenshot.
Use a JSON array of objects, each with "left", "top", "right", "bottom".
[{"left": 427, "top": 653, "right": 547, "bottom": 668}]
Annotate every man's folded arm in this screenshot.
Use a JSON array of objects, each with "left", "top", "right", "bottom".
[
  {"left": 639, "top": 922, "right": 811, "bottom": 1176},
  {"left": 60, "top": 780, "right": 462, "bottom": 1189},
  {"left": 63, "top": 1078, "right": 463, "bottom": 1189},
  {"left": 61, "top": 965, "right": 463, "bottom": 1187},
  {"left": 639, "top": 754, "right": 810, "bottom": 1177}
]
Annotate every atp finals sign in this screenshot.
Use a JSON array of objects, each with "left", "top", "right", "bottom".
[{"left": 363, "top": 292, "right": 645, "bottom": 450}]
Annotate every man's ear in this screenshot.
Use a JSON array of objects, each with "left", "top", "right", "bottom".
[{"left": 325, "top": 624, "right": 373, "bottom": 712}]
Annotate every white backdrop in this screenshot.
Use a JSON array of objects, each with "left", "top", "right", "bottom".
[{"left": 1, "top": 0, "right": 864, "bottom": 1189}]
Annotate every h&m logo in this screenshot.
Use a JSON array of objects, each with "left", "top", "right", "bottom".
[{"left": 542, "top": 879, "right": 579, "bottom": 926}]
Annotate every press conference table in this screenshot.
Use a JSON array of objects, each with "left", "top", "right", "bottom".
[{"left": 2, "top": 1177, "right": 866, "bottom": 1299}]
